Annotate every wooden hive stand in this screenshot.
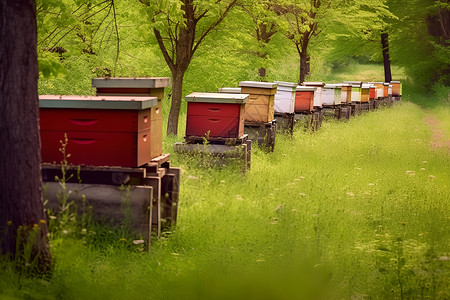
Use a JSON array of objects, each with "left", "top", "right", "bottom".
[{"left": 42, "top": 154, "right": 180, "bottom": 246}]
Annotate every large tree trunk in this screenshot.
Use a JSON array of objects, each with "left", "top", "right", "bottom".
[
  {"left": 298, "top": 50, "right": 310, "bottom": 84},
  {"left": 167, "top": 69, "right": 185, "bottom": 136},
  {"left": 381, "top": 32, "right": 392, "bottom": 82},
  {"left": 0, "top": 0, "right": 52, "bottom": 273}
]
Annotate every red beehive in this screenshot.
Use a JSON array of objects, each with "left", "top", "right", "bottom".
[
  {"left": 185, "top": 92, "right": 248, "bottom": 138},
  {"left": 294, "top": 86, "right": 316, "bottom": 112},
  {"left": 39, "top": 95, "right": 158, "bottom": 167},
  {"left": 91, "top": 77, "right": 169, "bottom": 158}
]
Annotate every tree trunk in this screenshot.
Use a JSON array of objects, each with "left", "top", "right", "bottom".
[
  {"left": 167, "top": 69, "right": 185, "bottom": 136},
  {"left": 381, "top": 32, "right": 392, "bottom": 82},
  {"left": 299, "top": 50, "right": 310, "bottom": 84},
  {"left": 0, "top": 0, "right": 52, "bottom": 273}
]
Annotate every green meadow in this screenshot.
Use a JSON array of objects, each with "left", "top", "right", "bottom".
[{"left": 2, "top": 63, "right": 450, "bottom": 299}]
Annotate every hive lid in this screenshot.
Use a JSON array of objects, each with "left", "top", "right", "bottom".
[
  {"left": 185, "top": 92, "right": 249, "bottom": 104},
  {"left": 383, "top": 82, "right": 390, "bottom": 86},
  {"left": 343, "top": 81, "right": 362, "bottom": 85},
  {"left": 302, "top": 82, "right": 325, "bottom": 87},
  {"left": 361, "top": 84, "right": 371, "bottom": 89},
  {"left": 92, "top": 77, "right": 170, "bottom": 88},
  {"left": 239, "top": 81, "right": 277, "bottom": 89},
  {"left": 390, "top": 80, "right": 401, "bottom": 83},
  {"left": 39, "top": 95, "right": 158, "bottom": 110},
  {"left": 274, "top": 81, "right": 298, "bottom": 88},
  {"left": 324, "top": 84, "right": 342, "bottom": 89},
  {"left": 218, "top": 87, "right": 241, "bottom": 94},
  {"left": 296, "top": 86, "right": 317, "bottom": 92}
]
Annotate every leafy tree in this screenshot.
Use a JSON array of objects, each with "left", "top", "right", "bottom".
[
  {"left": 273, "top": 0, "right": 393, "bottom": 84},
  {"left": 387, "top": 0, "right": 449, "bottom": 87},
  {"left": 139, "top": 0, "right": 239, "bottom": 135},
  {"left": 239, "top": 0, "right": 279, "bottom": 79},
  {"left": 0, "top": 0, "right": 52, "bottom": 274}
]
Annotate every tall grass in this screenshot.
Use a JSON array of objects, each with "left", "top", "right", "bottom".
[{"left": 2, "top": 99, "right": 448, "bottom": 299}]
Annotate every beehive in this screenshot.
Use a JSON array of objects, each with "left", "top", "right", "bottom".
[
  {"left": 361, "top": 84, "right": 371, "bottom": 102},
  {"left": 388, "top": 84, "right": 393, "bottom": 97},
  {"left": 302, "top": 82, "right": 325, "bottom": 107},
  {"left": 390, "top": 81, "right": 402, "bottom": 96},
  {"left": 273, "top": 81, "right": 297, "bottom": 113},
  {"left": 91, "top": 77, "right": 170, "bottom": 158},
  {"left": 339, "top": 84, "right": 352, "bottom": 104},
  {"left": 369, "top": 85, "right": 377, "bottom": 100},
  {"left": 344, "top": 81, "right": 362, "bottom": 102},
  {"left": 322, "top": 85, "right": 336, "bottom": 106},
  {"left": 294, "top": 86, "right": 316, "bottom": 112},
  {"left": 383, "top": 83, "right": 389, "bottom": 98},
  {"left": 40, "top": 95, "right": 158, "bottom": 167},
  {"left": 185, "top": 92, "right": 248, "bottom": 138},
  {"left": 239, "top": 81, "right": 277, "bottom": 123},
  {"left": 368, "top": 82, "right": 384, "bottom": 99}
]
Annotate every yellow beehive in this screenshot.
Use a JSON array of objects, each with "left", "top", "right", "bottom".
[{"left": 239, "top": 81, "right": 277, "bottom": 123}]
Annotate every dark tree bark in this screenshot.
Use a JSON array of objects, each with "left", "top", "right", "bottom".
[
  {"left": 381, "top": 32, "right": 392, "bottom": 82},
  {"left": 0, "top": 0, "right": 52, "bottom": 273}
]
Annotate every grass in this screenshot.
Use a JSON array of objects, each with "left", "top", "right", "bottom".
[
  {"left": 2, "top": 99, "right": 449, "bottom": 299},
  {"left": 3, "top": 63, "right": 449, "bottom": 299}
]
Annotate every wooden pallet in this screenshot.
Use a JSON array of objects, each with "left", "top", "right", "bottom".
[
  {"left": 174, "top": 141, "right": 251, "bottom": 173},
  {"left": 42, "top": 154, "right": 180, "bottom": 245},
  {"left": 184, "top": 134, "right": 249, "bottom": 146},
  {"left": 274, "top": 113, "right": 295, "bottom": 135},
  {"left": 294, "top": 108, "right": 322, "bottom": 131},
  {"left": 244, "top": 120, "right": 277, "bottom": 152}
]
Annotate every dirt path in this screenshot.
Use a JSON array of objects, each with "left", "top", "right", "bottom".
[{"left": 424, "top": 114, "right": 450, "bottom": 153}]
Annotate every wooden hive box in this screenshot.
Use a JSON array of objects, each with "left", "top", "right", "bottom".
[
  {"left": 302, "top": 82, "right": 325, "bottom": 107},
  {"left": 383, "top": 83, "right": 389, "bottom": 98},
  {"left": 361, "top": 84, "right": 371, "bottom": 102},
  {"left": 339, "top": 84, "right": 352, "bottom": 104},
  {"left": 273, "top": 81, "right": 297, "bottom": 114},
  {"left": 390, "top": 81, "right": 402, "bottom": 96},
  {"left": 369, "top": 85, "right": 377, "bottom": 100},
  {"left": 218, "top": 87, "right": 241, "bottom": 94},
  {"left": 344, "top": 81, "right": 362, "bottom": 102},
  {"left": 185, "top": 92, "right": 248, "bottom": 138},
  {"left": 91, "top": 77, "right": 170, "bottom": 158},
  {"left": 294, "top": 86, "right": 316, "bottom": 112},
  {"left": 388, "top": 84, "right": 393, "bottom": 97},
  {"left": 368, "top": 82, "right": 384, "bottom": 99},
  {"left": 239, "top": 81, "right": 277, "bottom": 123},
  {"left": 40, "top": 95, "right": 158, "bottom": 167},
  {"left": 322, "top": 84, "right": 335, "bottom": 106}
]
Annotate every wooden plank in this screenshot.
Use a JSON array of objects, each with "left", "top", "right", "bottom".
[{"left": 42, "top": 164, "right": 146, "bottom": 185}]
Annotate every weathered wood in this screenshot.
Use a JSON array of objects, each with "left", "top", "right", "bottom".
[
  {"left": 174, "top": 142, "right": 250, "bottom": 172},
  {"left": 244, "top": 121, "right": 276, "bottom": 152},
  {"left": 274, "top": 113, "right": 295, "bottom": 135},
  {"left": 185, "top": 134, "right": 249, "bottom": 145}
]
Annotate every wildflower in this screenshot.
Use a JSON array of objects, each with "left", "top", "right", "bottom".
[
  {"left": 347, "top": 192, "right": 355, "bottom": 197},
  {"left": 368, "top": 183, "right": 376, "bottom": 186},
  {"left": 236, "top": 195, "right": 243, "bottom": 200},
  {"left": 119, "top": 238, "right": 126, "bottom": 242},
  {"left": 7, "top": 221, "right": 12, "bottom": 226},
  {"left": 133, "top": 240, "right": 145, "bottom": 245},
  {"left": 188, "top": 175, "right": 199, "bottom": 180},
  {"left": 420, "top": 168, "right": 426, "bottom": 171},
  {"left": 405, "top": 170, "right": 415, "bottom": 176},
  {"left": 220, "top": 180, "right": 225, "bottom": 184},
  {"left": 423, "top": 161, "right": 428, "bottom": 164},
  {"left": 81, "top": 228, "right": 87, "bottom": 235},
  {"left": 39, "top": 219, "right": 46, "bottom": 224},
  {"left": 62, "top": 230, "right": 68, "bottom": 235},
  {"left": 299, "top": 193, "right": 307, "bottom": 197},
  {"left": 429, "top": 175, "right": 436, "bottom": 179},
  {"left": 33, "top": 224, "right": 39, "bottom": 228}
]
